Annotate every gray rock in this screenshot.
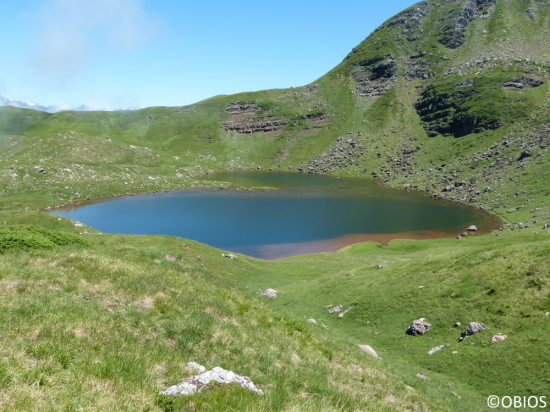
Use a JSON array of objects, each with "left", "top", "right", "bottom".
[
  {"left": 338, "top": 307, "right": 352, "bottom": 318},
  {"left": 416, "top": 373, "right": 430, "bottom": 380},
  {"left": 261, "top": 288, "right": 278, "bottom": 298},
  {"left": 378, "top": 264, "right": 388, "bottom": 269},
  {"left": 406, "top": 318, "right": 432, "bottom": 336},
  {"left": 428, "top": 345, "right": 446, "bottom": 355},
  {"left": 467, "top": 225, "right": 478, "bottom": 231},
  {"left": 307, "top": 318, "right": 317, "bottom": 324},
  {"left": 507, "top": 208, "right": 516, "bottom": 213},
  {"left": 328, "top": 305, "right": 342, "bottom": 314},
  {"left": 454, "top": 322, "right": 461, "bottom": 327},
  {"left": 222, "top": 253, "right": 237, "bottom": 259},
  {"left": 459, "top": 322, "right": 487, "bottom": 341},
  {"left": 518, "top": 223, "right": 526, "bottom": 229}
]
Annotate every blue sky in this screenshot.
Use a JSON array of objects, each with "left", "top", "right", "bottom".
[{"left": 0, "top": 0, "right": 417, "bottom": 109}]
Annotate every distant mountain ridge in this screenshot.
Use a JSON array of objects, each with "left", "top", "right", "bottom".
[{"left": 0, "top": 94, "right": 139, "bottom": 113}]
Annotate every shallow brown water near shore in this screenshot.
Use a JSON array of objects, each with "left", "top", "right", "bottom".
[{"left": 52, "top": 171, "right": 500, "bottom": 259}]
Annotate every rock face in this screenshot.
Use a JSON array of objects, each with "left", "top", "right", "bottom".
[
  {"left": 221, "top": 102, "right": 332, "bottom": 136},
  {"left": 352, "top": 55, "right": 398, "bottom": 99},
  {"left": 358, "top": 344, "right": 380, "bottom": 359},
  {"left": 437, "top": 0, "right": 496, "bottom": 49},
  {"left": 261, "top": 288, "right": 277, "bottom": 298},
  {"left": 162, "top": 364, "right": 263, "bottom": 397},
  {"left": 459, "top": 322, "right": 487, "bottom": 341},
  {"left": 406, "top": 318, "right": 432, "bottom": 336}
]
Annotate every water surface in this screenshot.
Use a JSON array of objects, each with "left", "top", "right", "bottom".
[{"left": 51, "top": 171, "right": 499, "bottom": 259}]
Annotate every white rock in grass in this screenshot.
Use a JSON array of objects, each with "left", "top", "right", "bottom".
[
  {"left": 307, "top": 318, "right": 317, "bottom": 324},
  {"left": 428, "top": 345, "right": 445, "bottom": 355},
  {"left": 186, "top": 362, "right": 206, "bottom": 374},
  {"left": 359, "top": 344, "right": 380, "bottom": 359},
  {"left": 162, "top": 365, "right": 263, "bottom": 397},
  {"left": 261, "top": 288, "right": 277, "bottom": 298}
]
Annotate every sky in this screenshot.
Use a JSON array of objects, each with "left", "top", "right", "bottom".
[{"left": 0, "top": 0, "right": 417, "bottom": 110}]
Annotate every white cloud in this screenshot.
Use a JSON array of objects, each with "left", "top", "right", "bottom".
[{"left": 31, "top": 0, "right": 160, "bottom": 78}]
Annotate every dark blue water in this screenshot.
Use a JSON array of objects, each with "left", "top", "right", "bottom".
[{"left": 51, "top": 171, "right": 498, "bottom": 259}]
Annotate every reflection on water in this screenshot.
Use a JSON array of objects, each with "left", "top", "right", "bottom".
[{"left": 51, "top": 171, "right": 500, "bottom": 259}]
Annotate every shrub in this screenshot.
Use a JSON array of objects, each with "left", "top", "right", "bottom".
[{"left": 0, "top": 225, "right": 91, "bottom": 253}]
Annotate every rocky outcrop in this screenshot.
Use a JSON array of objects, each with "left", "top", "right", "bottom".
[
  {"left": 459, "top": 322, "right": 487, "bottom": 341},
  {"left": 387, "top": 1, "right": 429, "bottom": 29},
  {"left": 406, "top": 318, "right": 432, "bottom": 336},
  {"left": 162, "top": 364, "right": 263, "bottom": 397},
  {"left": 437, "top": 0, "right": 497, "bottom": 49},
  {"left": 352, "top": 55, "right": 398, "bottom": 98},
  {"left": 525, "top": 3, "right": 539, "bottom": 20},
  {"left": 222, "top": 103, "right": 331, "bottom": 135},
  {"left": 502, "top": 74, "right": 544, "bottom": 89}
]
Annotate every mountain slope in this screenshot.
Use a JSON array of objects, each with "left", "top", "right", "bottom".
[{"left": 1, "top": 0, "right": 549, "bottom": 228}]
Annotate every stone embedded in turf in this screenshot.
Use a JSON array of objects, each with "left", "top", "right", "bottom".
[
  {"left": 406, "top": 318, "right": 432, "bottom": 336},
  {"left": 428, "top": 345, "right": 446, "bottom": 355},
  {"left": 459, "top": 322, "right": 487, "bottom": 341},
  {"left": 359, "top": 344, "right": 380, "bottom": 359},
  {"left": 162, "top": 365, "right": 263, "bottom": 397},
  {"left": 261, "top": 288, "right": 278, "bottom": 298},
  {"left": 186, "top": 362, "right": 206, "bottom": 374},
  {"left": 328, "top": 305, "right": 343, "bottom": 314},
  {"left": 338, "top": 307, "right": 352, "bottom": 318},
  {"left": 492, "top": 334, "right": 508, "bottom": 343}
]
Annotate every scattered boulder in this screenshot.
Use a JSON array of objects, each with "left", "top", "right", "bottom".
[
  {"left": 307, "top": 318, "right": 317, "bottom": 324},
  {"left": 261, "top": 288, "right": 277, "bottom": 298},
  {"left": 459, "top": 322, "right": 487, "bottom": 341},
  {"left": 222, "top": 253, "right": 237, "bottom": 259},
  {"left": 454, "top": 322, "right": 461, "bottom": 328},
  {"left": 162, "top": 364, "right": 263, "bottom": 397},
  {"left": 467, "top": 225, "right": 478, "bottom": 231},
  {"left": 406, "top": 318, "right": 432, "bottom": 336},
  {"left": 507, "top": 208, "right": 516, "bottom": 213},
  {"left": 378, "top": 264, "right": 388, "bottom": 269},
  {"left": 416, "top": 373, "right": 430, "bottom": 380},
  {"left": 428, "top": 345, "right": 446, "bottom": 355},
  {"left": 328, "top": 305, "right": 342, "bottom": 314},
  {"left": 518, "top": 223, "right": 526, "bottom": 229},
  {"left": 358, "top": 344, "right": 380, "bottom": 359},
  {"left": 492, "top": 334, "right": 507, "bottom": 343}
]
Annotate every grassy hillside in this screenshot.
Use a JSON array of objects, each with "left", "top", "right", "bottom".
[{"left": 1, "top": 0, "right": 550, "bottom": 409}]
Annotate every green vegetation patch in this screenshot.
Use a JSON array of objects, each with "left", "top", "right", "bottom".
[{"left": 0, "top": 225, "right": 91, "bottom": 253}]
